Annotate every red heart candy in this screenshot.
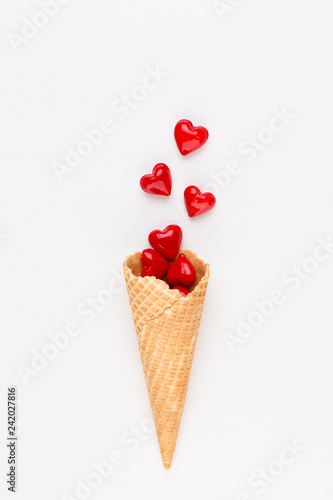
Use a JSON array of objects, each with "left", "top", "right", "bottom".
[
  {"left": 167, "top": 253, "right": 196, "bottom": 287},
  {"left": 174, "top": 119, "right": 209, "bottom": 156},
  {"left": 184, "top": 185, "right": 216, "bottom": 218},
  {"left": 148, "top": 224, "right": 183, "bottom": 261},
  {"left": 141, "top": 249, "right": 169, "bottom": 279},
  {"left": 172, "top": 285, "right": 190, "bottom": 297},
  {"left": 140, "top": 163, "right": 172, "bottom": 196}
]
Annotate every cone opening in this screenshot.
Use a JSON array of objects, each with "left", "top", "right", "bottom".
[{"left": 124, "top": 249, "right": 209, "bottom": 293}]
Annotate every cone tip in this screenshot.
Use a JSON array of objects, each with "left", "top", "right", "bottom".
[{"left": 162, "top": 459, "right": 172, "bottom": 470}]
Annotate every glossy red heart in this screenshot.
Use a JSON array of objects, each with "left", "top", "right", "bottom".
[
  {"left": 174, "top": 119, "right": 209, "bottom": 156},
  {"left": 148, "top": 224, "right": 183, "bottom": 261},
  {"left": 140, "top": 163, "right": 172, "bottom": 196},
  {"left": 167, "top": 253, "right": 196, "bottom": 287},
  {"left": 172, "top": 285, "right": 190, "bottom": 297},
  {"left": 141, "top": 249, "right": 170, "bottom": 279},
  {"left": 184, "top": 185, "right": 216, "bottom": 218}
]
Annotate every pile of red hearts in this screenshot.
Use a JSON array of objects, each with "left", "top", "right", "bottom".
[
  {"left": 139, "top": 119, "right": 214, "bottom": 297},
  {"left": 141, "top": 224, "right": 194, "bottom": 297},
  {"left": 140, "top": 119, "right": 216, "bottom": 218}
]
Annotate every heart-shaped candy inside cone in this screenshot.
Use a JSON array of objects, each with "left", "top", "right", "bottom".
[
  {"left": 149, "top": 224, "right": 183, "bottom": 260},
  {"left": 167, "top": 253, "right": 196, "bottom": 287},
  {"left": 141, "top": 249, "right": 170, "bottom": 279}
]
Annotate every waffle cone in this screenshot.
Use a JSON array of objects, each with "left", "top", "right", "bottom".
[{"left": 123, "top": 249, "right": 209, "bottom": 469}]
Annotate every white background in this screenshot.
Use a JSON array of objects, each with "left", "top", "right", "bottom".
[{"left": 1, "top": 1, "right": 333, "bottom": 499}]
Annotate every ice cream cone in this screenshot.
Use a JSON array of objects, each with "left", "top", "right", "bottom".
[{"left": 123, "top": 249, "right": 209, "bottom": 469}]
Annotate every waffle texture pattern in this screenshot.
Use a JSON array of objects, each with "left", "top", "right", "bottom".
[{"left": 123, "top": 249, "right": 209, "bottom": 469}]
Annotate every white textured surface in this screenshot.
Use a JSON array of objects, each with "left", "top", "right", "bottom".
[{"left": 0, "top": 1, "right": 333, "bottom": 499}]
